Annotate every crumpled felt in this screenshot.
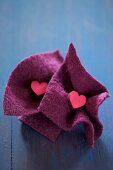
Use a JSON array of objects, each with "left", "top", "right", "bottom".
[
  {"left": 3, "top": 43, "right": 109, "bottom": 146},
  {"left": 3, "top": 50, "right": 63, "bottom": 141}
]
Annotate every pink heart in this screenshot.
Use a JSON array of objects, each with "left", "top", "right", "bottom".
[
  {"left": 31, "top": 81, "right": 48, "bottom": 96},
  {"left": 69, "top": 91, "right": 86, "bottom": 109}
]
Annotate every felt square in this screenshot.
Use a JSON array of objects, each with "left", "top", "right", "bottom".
[
  {"left": 3, "top": 50, "right": 63, "bottom": 141},
  {"left": 3, "top": 50, "right": 63, "bottom": 116},
  {"left": 38, "top": 43, "right": 109, "bottom": 146}
]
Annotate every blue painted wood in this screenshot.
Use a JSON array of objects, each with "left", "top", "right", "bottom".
[
  {"left": 0, "top": 0, "right": 113, "bottom": 170},
  {"left": 0, "top": 57, "right": 12, "bottom": 169}
]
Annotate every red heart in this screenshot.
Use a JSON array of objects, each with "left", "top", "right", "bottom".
[
  {"left": 31, "top": 81, "right": 48, "bottom": 96},
  {"left": 69, "top": 91, "right": 86, "bottom": 109}
]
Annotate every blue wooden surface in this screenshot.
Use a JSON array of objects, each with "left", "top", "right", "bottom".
[{"left": 0, "top": 0, "right": 113, "bottom": 170}]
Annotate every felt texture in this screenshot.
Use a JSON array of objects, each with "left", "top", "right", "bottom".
[
  {"left": 37, "top": 43, "right": 109, "bottom": 146},
  {"left": 3, "top": 43, "right": 109, "bottom": 146},
  {"left": 3, "top": 50, "right": 63, "bottom": 141}
]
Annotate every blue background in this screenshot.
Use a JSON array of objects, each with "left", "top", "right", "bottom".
[{"left": 0, "top": 0, "right": 113, "bottom": 170}]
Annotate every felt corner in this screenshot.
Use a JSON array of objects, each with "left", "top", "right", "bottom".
[
  {"left": 3, "top": 50, "right": 63, "bottom": 116},
  {"left": 18, "top": 113, "right": 62, "bottom": 142},
  {"left": 66, "top": 43, "right": 108, "bottom": 96},
  {"left": 38, "top": 43, "right": 109, "bottom": 146}
]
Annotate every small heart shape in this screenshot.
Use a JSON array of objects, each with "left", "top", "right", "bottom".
[
  {"left": 69, "top": 91, "right": 86, "bottom": 109},
  {"left": 31, "top": 81, "right": 48, "bottom": 96}
]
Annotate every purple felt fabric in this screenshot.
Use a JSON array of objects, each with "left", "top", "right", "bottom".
[
  {"left": 37, "top": 43, "right": 109, "bottom": 146},
  {"left": 3, "top": 43, "right": 109, "bottom": 146},
  {"left": 3, "top": 50, "right": 63, "bottom": 140}
]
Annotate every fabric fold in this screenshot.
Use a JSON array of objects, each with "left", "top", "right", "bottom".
[
  {"left": 38, "top": 43, "right": 109, "bottom": 145},
  {"left": 19, "top": 113, "right": 61, "bottom": 141},
  {"left": 3, "top": 50, "right": 63, "bottom": 116},
  {"left": 3, "top": 43, "right": 109, "bottom": 146},
  {"left": 3, "top": 50, "right": 63, "bottom": 141}
]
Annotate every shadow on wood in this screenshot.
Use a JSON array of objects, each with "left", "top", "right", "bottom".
[{"left": 20, "top": 122, "right": 112, "bottom": 170}]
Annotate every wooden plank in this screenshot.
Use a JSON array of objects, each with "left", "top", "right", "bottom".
[
  {"left": 1, "top": 0, "right": 113, "bottom": 170},
  {"left": 0, "top": 81, "right": 11, "bottom": 170},
  {"left": 0, "top": 115, "right": 11, "bottom": 170}
]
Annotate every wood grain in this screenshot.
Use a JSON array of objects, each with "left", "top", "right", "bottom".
[{"left": 0, "top": 0, "right": 113, "bottom": 170}]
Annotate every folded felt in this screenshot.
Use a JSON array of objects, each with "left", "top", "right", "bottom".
[
  {"left": 3, "top": 50, "right": 63, "bottom": 141},
  {"left": 36, "top": 43, "right": 109, "bottom": 146},
  {"left": 3, "top": 44, "right": 109, "bottom": 146}
]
